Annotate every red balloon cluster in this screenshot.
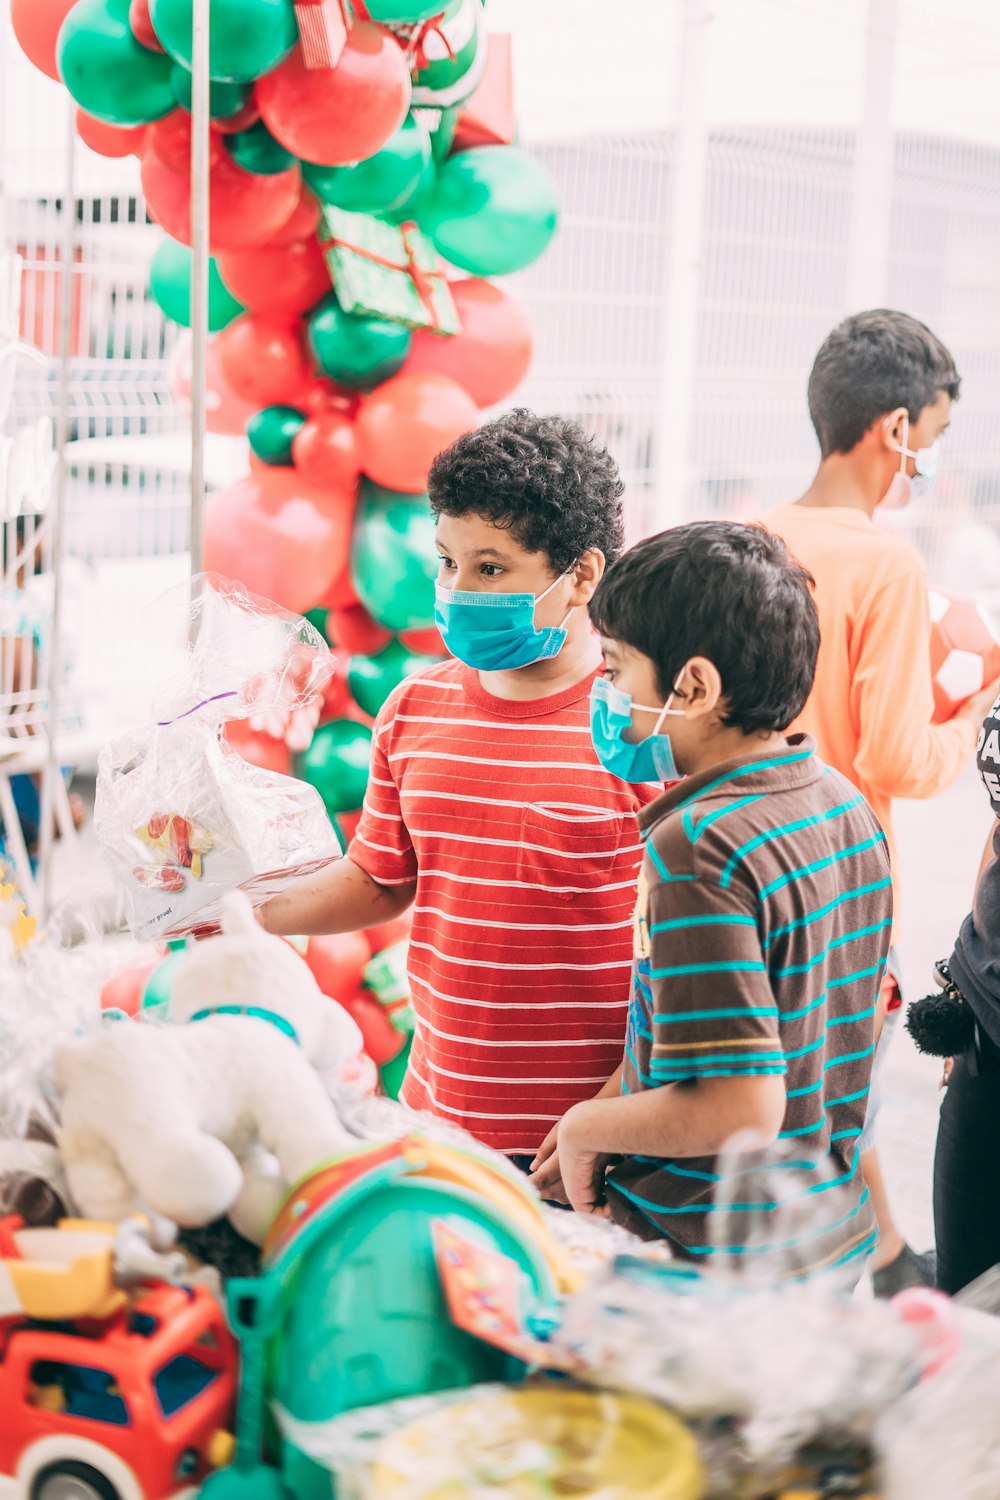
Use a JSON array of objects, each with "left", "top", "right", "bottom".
[{"left": 14, "top": 0, "right": 552, "bottom": 894}]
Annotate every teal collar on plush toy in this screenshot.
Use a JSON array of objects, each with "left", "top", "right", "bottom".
[{"left": 189, "top": 1005, "right": 299, "bottom": 1045}]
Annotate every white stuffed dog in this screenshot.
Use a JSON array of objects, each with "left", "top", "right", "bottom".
[{"left": 54, "top": 893, "right": 363, "bottom": 1245}]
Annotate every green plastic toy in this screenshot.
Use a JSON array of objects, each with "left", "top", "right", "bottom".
[{"left": 200, "top": 1142, "right": 561, "bottom": 1500}]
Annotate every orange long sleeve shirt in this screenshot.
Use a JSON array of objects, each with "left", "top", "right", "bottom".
[{"left": 761, "top": 503, "right": 977, "bottom": 902}]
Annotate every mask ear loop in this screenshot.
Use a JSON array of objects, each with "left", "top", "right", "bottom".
[
  {"left": 886, "top": 412, "right": 912, "bottom": 474},
  {"left": 536, "top": 563, "right": 579, "bottom": 630},
  {"left": 647, "top": 670, "right": 688, "bottom": 734}
]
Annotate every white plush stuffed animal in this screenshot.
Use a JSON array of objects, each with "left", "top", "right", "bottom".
[{"left": 54, "top": 893, "right": 364, "bottom": 1245}]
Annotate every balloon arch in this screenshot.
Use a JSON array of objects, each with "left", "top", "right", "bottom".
[{"left": 11, "top": 0, "right": 558, "bottom": 841}]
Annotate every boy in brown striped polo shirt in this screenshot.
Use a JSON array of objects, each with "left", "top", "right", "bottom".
[{"left": 545, "top": 522, "right": 892, "bottom": 1276}]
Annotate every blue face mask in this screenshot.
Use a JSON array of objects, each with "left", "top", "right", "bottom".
[
  {"left": 434, "top": 571, "right": 574, "bottom": 672},
  {"left": 589, "top": 674, "right": 684, "bottom": 783}
]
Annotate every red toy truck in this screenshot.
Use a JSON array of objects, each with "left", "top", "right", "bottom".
[{"left": 0, "top": 1218, "right": 236, "bottom": 1500}]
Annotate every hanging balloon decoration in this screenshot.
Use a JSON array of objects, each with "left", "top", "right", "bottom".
[
  {"left": 57, "top": 0, "right": 177, "bottom": 127},
  {"left": 13, "top": 0, "right": 558, "bottom": 1058},
  {"left": 148, "top": 240, "right": 245, "bottom": 330}
]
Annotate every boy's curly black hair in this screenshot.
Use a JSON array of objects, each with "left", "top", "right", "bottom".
[{"left": 428, "top": 409, "right": 625, "bottom": 574}]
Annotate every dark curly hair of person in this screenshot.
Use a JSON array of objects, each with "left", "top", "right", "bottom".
[{"left": 428, "top": 409, "right": 626, "bottom": 574}]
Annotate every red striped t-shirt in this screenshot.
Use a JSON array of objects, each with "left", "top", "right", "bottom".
[{"left": 348, "top": 658, "right": 659, "bottom": 1154}]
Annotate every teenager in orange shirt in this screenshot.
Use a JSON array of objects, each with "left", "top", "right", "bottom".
[{"left": 763, "top": 310, "right": 998, "bottom": 1295}]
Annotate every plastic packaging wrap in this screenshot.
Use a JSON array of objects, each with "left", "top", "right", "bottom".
[{"left": 94, "top": 577, "right": 340, "bottom": 939}]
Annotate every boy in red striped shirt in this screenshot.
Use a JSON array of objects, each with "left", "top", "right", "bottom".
[{"left": 262, "top": 411, "right": 658, "bottom": 1161}]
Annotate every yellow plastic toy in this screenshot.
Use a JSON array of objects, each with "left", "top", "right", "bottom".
[
  {"left": 0, "top": 1219, "right": 127, "bottom": 1322},
  {"left": 0, "top": 881, "right": 36, "bottom": 955},
  {"left": 365, "top": 1387, "right": 705, "bottom": 1500}
]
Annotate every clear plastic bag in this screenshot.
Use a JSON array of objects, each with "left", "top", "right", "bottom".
[{"left": 94, "top": 576, "right": 341, "bottom": 939}]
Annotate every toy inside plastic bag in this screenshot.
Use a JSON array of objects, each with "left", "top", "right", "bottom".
[
  {"left": 94, "top": 576, "right": 341, "bottom": 939},
  {"left": 276, "top": 1383, "right": 705, "bottom": 1500}
]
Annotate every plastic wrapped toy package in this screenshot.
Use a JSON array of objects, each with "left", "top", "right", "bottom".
[
  {"left": 94, "top": 577, "right": 341, "bottom": 940},
  {"left": 275, "top": 1384, "right": 706, "bottom": 1500}
]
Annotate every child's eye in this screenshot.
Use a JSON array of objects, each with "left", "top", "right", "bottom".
[
  {"left": 603, "top": 669, "right": 616, "bottom": 683},
  {"left": 481, "top": 563, "right": 503, "bottom": 578},
  {"left": 437, "top": 555, "right": 456, "bottom": 570}
]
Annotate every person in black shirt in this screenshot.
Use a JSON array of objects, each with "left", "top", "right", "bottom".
[{"left": 908, "top": 688, "right": 1000, "bottom": 1294}]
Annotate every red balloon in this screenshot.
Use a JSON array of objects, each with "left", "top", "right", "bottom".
[
  {"left": 316, "top": 568, "right": 361, "bottom": 612},
  {"left": 325, "top": 603, "right": 392, "bottom": 656},
  {"left": 216, "top": 238, "right": 330, "bottom": 318},
  {"left": 400, "top": 625, "right": 446, "bottom": 656},
  {"left": 321, "top": 658, "right": 353, "bottom": 720},
  {"left": 356, "top": 371, "right": 479, "bottom": 494},
  {"left": 303, "top": 380, "right": 360, "bottom": 418},
  {"left": 141, "top": 144, "right": 300, "bottom": 253},
  {"left": 266, "top": 186, "right": 323, "bottom": 246},
  {"left": 342, "top": 991, "right": 401, "bottom": 1067},
  {"left": 257, "top": 25, "right": 410, "bottom": 167},
  {"left": 213, "top": 96, "right": 262, "bottom": 136},
  {"left": 168, "top": 330, "right": 260, "bottom": 437},
  {"left": 405, "top": 279, "right": 533, "bottom": 410},
  {"left": 365, "top": 911, "right": 412, "bottom": 955},
  {"left": 293, "top": 410, "right": 361, "bottom": 491},
  {"left": 204, "top": 468, "right": 354, "bottom": 614},
  {"left": 223, "top": 719, "right": 292, "bottom": 775},
  {"left": 101, "top": 954, "right": 163, "bottom": 1017},
  {"left": 337, "top": 807, "right": 365, "bottom": 843},
  {"left": 10, "top": 0, "right": 77, "bottom": 81},
  {"left": 128, "top": 0, "right": 164, "bottom": 52},
  {"left": 144, "top": 110, "right": 214, "bottom": 174},
  {"left": 305, "top": 931, "right": 372, "bottom": 1002},
  {"left": 76, "top": 110, "right": 147, "bottom": 159},
  {"left": 216, "top": 314, "right": 311, "bottom": 407}
]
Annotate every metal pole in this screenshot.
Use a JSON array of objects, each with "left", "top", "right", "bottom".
[
  {"left": 189, "top": 0, "right": 211, "bottom": 579},
  {"left": 844, "top": 0, "right": 898, "bottom": 311},
  {"left": 653, "top": 0, "right": 712, "bottom": 531},
  {"left": 40, "top": 100, "right": 77, "bottom": 918}
]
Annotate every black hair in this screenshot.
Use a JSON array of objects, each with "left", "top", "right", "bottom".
[
  {"left": 428, "top": 408, "right": 625, "bottom": 574},
  {"left": 808, "top": 309, "right": 961, "bottom": 457},
  {"left": 589, "top": 521, "right": 819, "bottom": 735}
]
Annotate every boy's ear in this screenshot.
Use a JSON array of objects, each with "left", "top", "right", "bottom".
[
  {"left": 569, "top": 548, "right": 605, "bottom": 603},
  {"left": 678, "top": 656, "right": 724, "bottom": 718},
  {"left": 880, "top": 407, "right": 909, "bottom": 449}
]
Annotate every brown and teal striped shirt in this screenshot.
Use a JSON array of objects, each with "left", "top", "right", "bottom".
[{"left": 608, "top": 736, "right": 891, "bottom": 1276}]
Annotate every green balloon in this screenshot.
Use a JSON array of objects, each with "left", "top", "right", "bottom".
[
  {"left": 225, "top": 120, "right": 296, "bottom": 176},
  {"left": 380, "top": 1034, "right": 412, "bottom": 1100},
  {"left": 430, "top": 107, "right": 459, "bottom": 164},
  {"left": 295, "top": 719, "right": 373, "bottom": 814},
  {"left": 424, "top": 146, "right": 560, "bottom": 277},
  {"left": 305, "top": 608, "right": 332, "bottom": 645},
  {"left": 350, "top": 480, "right": 437, "bottom": 633},
  {"left": 303, "top": 115, "right": 431, "bottom": 215},
  {"left": 142, "top": 947, "right": 187, "bottom": 1021},
  {"left": 307, "top": 294, "right": 412, "bottom": 391},
  {"left": 387, "top": 155, "right": 437, "bottom": 227},
  {"left": 57, "top": 0, "right": 175, "bottom": 128},
  {"left": 247, "top": 405, "right": 306, "bottom": 466},
  {"left": 170, "top": 63, "right": 250, "bottom": 119},
  {"left": 150, "top": 0, "right": 297, "bottom": 84},
  {"left": 149, "top": 241, "right": 244, "bottom": 330},
  {"left": 348, "top": 639, "right": 439, "bottom": 718},
  {"left": 362, "top": 1, "right": 446, "bottom": 18}
]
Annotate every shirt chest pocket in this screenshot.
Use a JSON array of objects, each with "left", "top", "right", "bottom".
[{"left": 515, "top": 803, "right": 627, "bottom": 902}]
